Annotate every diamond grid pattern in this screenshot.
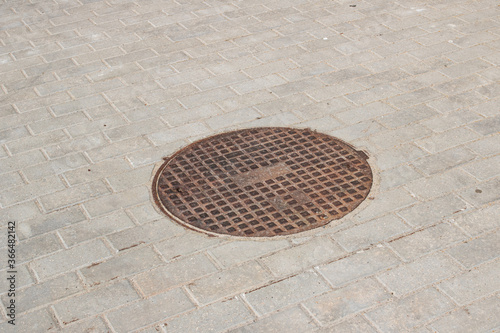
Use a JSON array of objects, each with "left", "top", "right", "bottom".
[{"left": 153, "top": 128, "right": 373, "bottom": 237}]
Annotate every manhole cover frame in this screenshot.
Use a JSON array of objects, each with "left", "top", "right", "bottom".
[{"left": 151, "top": 127, "right": 378, "bottom": 239}]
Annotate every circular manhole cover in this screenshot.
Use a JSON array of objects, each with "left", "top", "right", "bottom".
[{"left": 152, "top": 127, "right": 373, "bottom": 237}]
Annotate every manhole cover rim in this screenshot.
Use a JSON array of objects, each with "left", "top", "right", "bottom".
[{"left": 152, "top": 127, "right": 375, "bottom": 239}]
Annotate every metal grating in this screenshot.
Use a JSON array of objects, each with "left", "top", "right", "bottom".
[{"left": 152, "top": 127, "right": 373, "bottom": 237}]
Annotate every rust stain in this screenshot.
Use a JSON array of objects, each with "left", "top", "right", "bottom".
[{"left": 119, "top": 242, "right": 145, "bottom": 251}]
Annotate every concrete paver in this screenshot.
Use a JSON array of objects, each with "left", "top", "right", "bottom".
[{"left": 0, "top": 0, "right": 499, "bottom": 331}]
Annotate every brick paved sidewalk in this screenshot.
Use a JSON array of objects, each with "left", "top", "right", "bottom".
[{"left": 0, "top": 0, "right": 499, "bottom": 331}]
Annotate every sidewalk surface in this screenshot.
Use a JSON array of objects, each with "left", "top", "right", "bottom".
[{"left": 1, "top": 0, "right": 499, "bottom": 331}]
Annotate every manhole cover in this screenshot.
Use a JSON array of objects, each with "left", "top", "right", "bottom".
[{"left": 152, "top": 127, "right": 373, "bottom": 237}]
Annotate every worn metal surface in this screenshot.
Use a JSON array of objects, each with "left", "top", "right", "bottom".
[{"left": 152, "top": 127, "right": 373, "bottom": 237}]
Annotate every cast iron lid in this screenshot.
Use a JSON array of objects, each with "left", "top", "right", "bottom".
[{"left": 152, "top": 127, "right": 373, "bottom": 237}]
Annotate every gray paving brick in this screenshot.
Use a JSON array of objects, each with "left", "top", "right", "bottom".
[
  {"left": 30, "top": 239, "right": 112, "bottom": 280},
  {"left": 64, "top": 158, "right": 131, "bottom": 186},
  {"left": 107, "top": 218, "right": 185, "bottom": 251},
  {"left": 430, "top": 295, "right": 500, "bottom": 333},
  {"left": 17, "top": 206, "right": 86, "bottom": 240},
  {"left": 434, "top": 75, "right": 490, "bottom": 96},
  {"left": 148, "top": 122, "right": 210, "bottom": 146},
  {"left": 18, "top": 233, "right": 63, "bottom": 263},
  {"left": 59, "top": 316, "right": 110, "bottom": 333},
  {"left": 469, "top": 116, "right": 500, "bottom": 136},
  {"left": 162, "top": 104, "right": 222, "bottom": 127},
  {"left": 206, "top": 108, "right": 261, "bottom": 130},
  {"left": 43, "top": 133, "right": 108, "bottom": 159},
  {"left": 0, "top": 175, "right": 66, "bottom": 207},
  {"left": 320, "top": 66, "right": 372, "bottom": 85},
  {"left": 81, "top": 246, "right": 163, "bottom": 286},
  {"left": 0, "top": 308, "right": 57, "bottom": 332},
  {"left": 83, "top": 186, "right": 150, "bottom": 217},
  {"left": 165, "top": 298, "right": 252, "bottom": 333},
  {"left": 387, "top": 88, "right": 442, "bottom": 109},
  {"left": 438, "top": 59, "right": 492, "bottom": 78},
  {"left": 378, "top": 104, "right": 438, "bottom": 129},
  {"left": 178, "top": 87, "right": 238, "bottom": 108},
  {"left": 22, "top": 153, "right": 89, "bottom": 182},
  {"left": 209, "top": 240, "right": 289, "bottom": 267},
  {"left": 69, "top": 78, "right": 124, "bottom": 99},
  {"left": 59, "top": 210, "right": 135, "bottom": 247},
  {"left": 318, "top": 247, "right": 401, "bottom": 287},
  {"left": 39, "top": 180, "right": 111, "bottom": 212},
  {"left": 216, "top": 90, "right": 277, "bottom": 113},
  {"left": 406, "top": 169, "right": 477, "bottom": 200},
  {"left": 375, "top": 144, "right": 427, "bottom": 170},
  {"left": 460, "top": 178, "right": 500, "bottom": 207},
  {"left": 106, "top": 166, "right": 152, "bottom": 192},
  {"left": 447, "top": 230, "right": 500, "bottom": 268},
  {"left": 4, "top": 272, "right": 83, "bottom": 314},
  {"left": 104, "top": 118, "right": 166, "bottom": 142},
  {"left": 126, "top": 140, "right": 186, "bottom": 168},
  {"left": 54, "top": 280, "right": 140, "bottom": 324},
  {"left": 228, "top": 306, "right": 316, "bottom": 333},
  {"left": 107, "top": 288, "right": 194, "bottom": 332},
  {"left": 306, "top": 82, "right": 365, "bottom": 102},
  {"left": 294, "top": 116, "right": 343, "bottom": 132},
  {"left": 370, "top": 124, "right": 433, "bottom": 150},
  {"left": 50, "top": 95, "right": 108, "bottom": 116},
  {"left": 118, "top": 102, "right": 181, "bottom": 122},
  {"left": 86, "top": 136, "right": 151, "bottom": 162},
  {"left": 346, "top": 84, "right": 402, "bottom": 105},
  {"left": 470, "top": 99, "right": 500, "bottom": 118},
  {"left": 389, "top": 223, "right": 466, "bottom": 261},
  {"left": 89, "top": 63, "right": 142, "bottom": 82},
  {"left": 125, "top": 202, "right": 163, "bottom": 224},
  {"left": 333, "top": 214, "right": 410, "bottom": 251},
  {"left": 462, "top": 154, "right": 500, "bottom": 180},
  {"left": 316, "top": 316, "right": 377, "bottom": 333},
  {"left": 6, "top": 130, "right": 68, "bottom": 155},
  {"left": 232, "top": 74, "right": 286, "bottom": 95},
  {"left": 0, "top": 107, "right": 51, "bottom": 132},
  {"left": 377, "top": 252, "right": 462, "bottom": 296},
  {"left": 438, "top": 260, "right": 500, "bottom": 305},
  {"left": 245, "top": 271, "right": 330, "bottom": 315},
  {"left": 477, "top": 82, "right": 500, "bottom": 99},
  {"left": 260, "top": 236, "right": 346, "bottom": 277},
  {"left": 0, "top": 126, "right": 31, "bottom": 145},
  {"left": 303, "top": 278, "right": 391, "bottom": 326},
  {"left": 352, "top": 188, "right": 416, "bottom": 222},
  {"left": 140, "top": 85, "right": 199, "bottom": 105},
  {"left": 134, "top": 253, "right": 218, "bottom": 297},
  {"left": 412, "top": 147, "right": 476, "bottom": 175},
  {"left": 366, "top": 288, "right": 454, "bottom": 333},
  {"left": 426, "top": 91, "right": 487, "bottom": 114},
  {"left": 155, "top": 232, "right": 222, "bottom": 261},
  {"left": 416, "top": 127, "right": 481, "bottom": 154},
  {"left": 466, "top": 133, "right": 500, "bottom": 157},
  {"left": 397, "top": 194, "right": 468, "bottom": 227},
  {"left": 188, "top": 260, "right": 271, "bottom": 305},
  {"left": 34, "top": 77, "right": 88, "bottom": 97},
  {"left": 420, "top": 109, "right": 482, "bottom": 133},
  {"left": 379, "top": 165, "right": 423, "bottom": 191},
  {"left": 193, "top": 72, "right": 249, "bottom": 91},
  {"left": 453, "top": 204, "right": 500, "bottom": 236},
  {"left": 335, "top": 101, "right": 395, "bottom": 125},
  {"left": 254, "top": 93, "right": 313, "bottom": 116},
  {"left": 0, "top": 265, "right": 33, "bottom": 292},
  {"left": 65, "top": 115, "right": 128, "bottom": 138}
]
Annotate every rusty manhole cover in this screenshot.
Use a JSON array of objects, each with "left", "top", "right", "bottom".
[{"left": 152, "top": 127, "right": 373, "bottom": 237}]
